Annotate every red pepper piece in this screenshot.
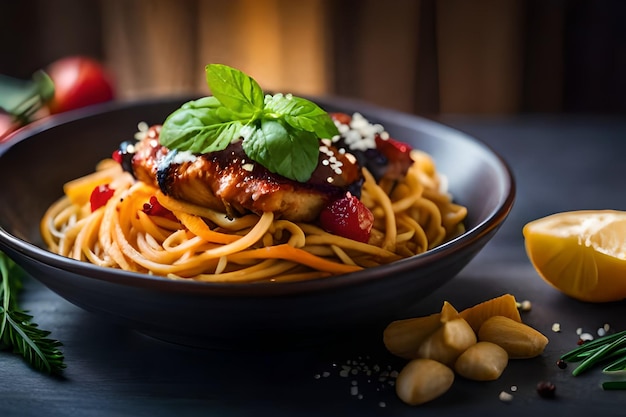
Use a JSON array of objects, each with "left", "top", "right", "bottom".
[
  {"left": 319, "top": 193, "right": 374, "bottom": 243},
  {"left": 375, "top": 135, "right": 413, "bottom": 180},
  {"left": 142, "top": 196, "right": 178, "bottom": 222},
  {"left": 89, "top": 184, "right": 115, "bottom": 212},
  {"left": 112, "top": 149, "right": 122, "bottom": 163}
]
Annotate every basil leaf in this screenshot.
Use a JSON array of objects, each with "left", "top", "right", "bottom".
[
  {"left": 160, "top": 64, "right": 338, "bottom": 182},
  {"left": 242, "top": 120, "right": 319, "bottom": 182},
  {"left": 160, "top": 97, "right": 244, "bottom": 153},
  {"left": 264, "top": 94, "right": 339, "bottom": 139},
  {"left": 205, "top": 64, "right": 264, "bottom": 117}
]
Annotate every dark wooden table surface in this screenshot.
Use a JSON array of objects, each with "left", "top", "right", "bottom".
[{"left": 2, "top": 114, "right": 626, "bottom": 416}]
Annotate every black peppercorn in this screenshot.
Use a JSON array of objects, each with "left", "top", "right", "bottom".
[{"left": 537, "top": 381, "right": 556, "bottom": 398}]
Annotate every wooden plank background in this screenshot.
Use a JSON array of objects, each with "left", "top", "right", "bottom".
[{"left": 0, "top": 0, "right": 624, "bottom": 115}]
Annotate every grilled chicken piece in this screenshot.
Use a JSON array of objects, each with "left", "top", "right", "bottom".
[{"left": 130, "top": 125, "right": 362, "bottom": 222}]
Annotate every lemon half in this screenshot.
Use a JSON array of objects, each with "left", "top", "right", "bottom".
[{"left": 523, "top": 210, "right": 626, "bottom": 303}]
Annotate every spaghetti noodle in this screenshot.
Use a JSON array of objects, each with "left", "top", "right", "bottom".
[{"left": 40, "top": 119, "right": 467, "bottom": 283}]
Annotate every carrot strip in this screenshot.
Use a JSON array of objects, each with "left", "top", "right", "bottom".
[
  {"left": 229, "top": 244, "right": 362, "bottom": 274},
  {"left": 176, "top": 211, "right": 240, "bottom": 244}
]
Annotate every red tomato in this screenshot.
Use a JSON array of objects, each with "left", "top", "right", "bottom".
[
  {"left": 46, "top": 56, "right": 115, "bottom": 114},
  {"left": 319, "top": 193, "right": 374, "bottom": 243}
]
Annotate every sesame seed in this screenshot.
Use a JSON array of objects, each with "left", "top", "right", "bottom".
[
  {"left": 333, "top": 112, "right": 384, "bottom": 152},
  {"left": 171, "top": 150, "right": 198, "bottom": 164},
  {"left": 134, "top": 122, "right": 150, "bottom": 140}
]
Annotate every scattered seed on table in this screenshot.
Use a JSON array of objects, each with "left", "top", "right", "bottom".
[
  {"left": 536, "top": 381, "right": 556, "bottom": 398},
  {"left": 499, "top": 391, "right": 514, "bottom": 402}
]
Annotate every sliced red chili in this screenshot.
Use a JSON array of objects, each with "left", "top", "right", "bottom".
[
  {"left": 89, "top": 184, "right": 115, "bottom": 212},
  {"left": 142, "top": 196, "right": 178, "bottom": 222}
]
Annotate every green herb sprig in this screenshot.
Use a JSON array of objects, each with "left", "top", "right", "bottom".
[
  {"left": 0, "top": 71, "right": 55, "bottom": 124},
  {"left": 159, "top": 64, "right": 339, "bottom": 183},
  {"left": 560, "top": 329, "right": 626, "bottom": 390},
  {"left": 0, "top": 252, "right": 65, "bottom": 375}
]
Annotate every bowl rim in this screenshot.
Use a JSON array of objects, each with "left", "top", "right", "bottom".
[{"left": 0, "top": 95, "right": 516, "bottom": 297}]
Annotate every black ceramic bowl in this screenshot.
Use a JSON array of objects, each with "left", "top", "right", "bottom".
[{"left": 0, "top": 96, "right": 514, "bottom": 349}]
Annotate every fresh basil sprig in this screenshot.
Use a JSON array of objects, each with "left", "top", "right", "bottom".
[{"left": 159, "top": 64, "right": 339, "bottom": 182}]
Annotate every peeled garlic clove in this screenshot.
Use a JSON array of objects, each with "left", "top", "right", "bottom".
[
  {"left": 383, "top": 312, "right": 442, "bottom": 359},
  {"left": 440, "top": 300, "right": 460, "bottom": 322},
  {"left": 396, "top": 358, "right": 455, "bottom": 406},
  {"left": 454, "top": 341, "right": 509, "bottom": 381},
  {"left": 418, "top": 318, "right": 477, "bottom": 366},
  {"left": 478, "top": 315, "right": 549, "bottom": 359}
]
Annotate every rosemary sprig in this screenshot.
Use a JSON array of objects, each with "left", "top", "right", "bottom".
[
  {"left": 0, "top": 251, "right": 65, "bottom": 375},
  {"left": 560, "top": 330, "right": 626, "bottom": 378}
]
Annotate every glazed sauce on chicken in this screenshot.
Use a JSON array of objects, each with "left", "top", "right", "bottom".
[
  {"left": 119, "top": 113, "right": 412, "bottom": 223},
  {"left": 128, "top": 125, "right": 362, "bottom": 222}
]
